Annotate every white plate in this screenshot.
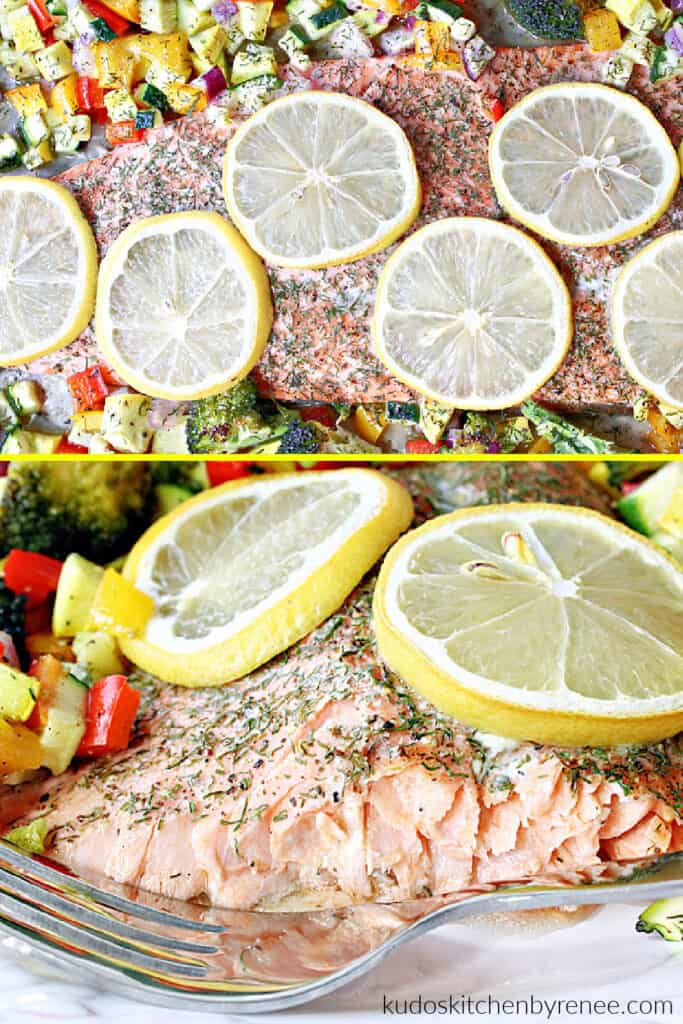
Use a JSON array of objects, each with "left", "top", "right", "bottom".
[{"left": 3, "top": 902, "right": 682, "bottom": 1023}]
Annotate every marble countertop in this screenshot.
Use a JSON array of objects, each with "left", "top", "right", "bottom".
[{"left": 3, "top": 902, "right": 683, "bottom": 1022}]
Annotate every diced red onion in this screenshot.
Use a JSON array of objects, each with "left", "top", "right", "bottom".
[
  {"left": 486, "top": 441, "right": 502, "bottom": 453},
  {"left": 72, "top": 35, "right": 96, "bottom": 75},
  {"left": 193, "top": 64, "right": 228, "bottom": 100},
  {"left": 379, "top": 25, "right": 415, "bottom": 53},
  {"left": 462, "top": 34, "right": 495, "bottom": 80},
  {"left": 0, "top": 633, "right": 19, "bottom": 669},
  {"left": 664, "top": 21, "right": 683, "bottom": 54},
  {"left": 374, "top": 9, "right": 389, "bottom": 22},
  {"left": 669, "top": 0, "right": 683, "bottom": 13},
  {"left": 404, "top": 14, "right": 416, "bottom": 28},
  {"left": 211, "top": 0, "right": 238, "bottom": 21}
]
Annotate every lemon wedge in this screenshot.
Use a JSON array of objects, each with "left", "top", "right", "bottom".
[
  {"left": 120, "top": 469, "right": 413, "bottom": 687},
  {"left": 373, "top": 217, "right": 571, "bottom": 409},
  {"left": 0, "top": 177, "right": 97, "bottom": 365},
  {"left": 374, "top": 503, "right": 683, "bottom": 747},
  {"left": 223, "top": 92, "right": 421, "bottom": 270},
  {"left": 95, "top": 211, "right": 272, "bottom": 400},
  {"left": 489, "top": 83, "right": 679, "bottom": 247}
]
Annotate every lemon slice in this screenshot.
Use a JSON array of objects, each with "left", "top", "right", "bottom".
[
  {"left": 374, "top": 504, "right": 683, "bottom": 747},
  {"left": 120, "top": 469, "right": 413, "bottom": 687},
  {"left": 611, "top": 231, "right": 683, "bottom": 407},
  {"left": 489, "top": 83, "right": 680, "bottom": 247},
  {"left": 223, "top": 92, "right": 421, "bottom": 270},
  {"left": 0, "top": 177, "right": 97, "bottom": 366},
  {"left": 95, "top": 211, "right": 272, "bottom": 400},
  {"left": 372, "top": 217, "right": 571, "bottom": 409}
]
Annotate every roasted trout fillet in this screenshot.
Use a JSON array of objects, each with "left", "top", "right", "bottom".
[
  {"left": 2, "top": 465, "right": 682, "bottom": 911},
  {"left": 26, "top": 47, "right": 683, "bottom": 409}
]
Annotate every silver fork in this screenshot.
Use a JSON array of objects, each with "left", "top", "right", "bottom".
[{"left": 0, "top": 838, "right": 681, "bottom": 1014}]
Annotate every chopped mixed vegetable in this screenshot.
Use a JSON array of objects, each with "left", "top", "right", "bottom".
[{"left": 0, "top": 0, "right": 498, "bottom": 170}]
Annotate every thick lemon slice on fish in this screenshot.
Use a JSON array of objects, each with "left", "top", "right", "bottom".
[
  {"left": 0, "top": 177, "right": 97, "bottom": 366},
  {"left": 121, "top": 468, "right": 413, "bottom": 687},
  {"left": 489, "top": 83, "right": 679, "bottom": 247},
  {"left": 223, "top": 92, "right": 421, "bottom": 270},
  {"left": 96, "top": 211, "right": 272, "bottom": 400},
  {"left": 374, "top": 504, "right": 683, "bottom": 747},
  {"left": 611, "top": 231, "right": 683, "bottom": 407},
  {"left": 373, "top": 217, "right": 571, "bottom": 409}
]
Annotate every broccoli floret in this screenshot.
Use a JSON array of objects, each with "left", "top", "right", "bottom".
[
  {"left": 0, "top": 581, "right": 26, "bottom": 644},
  {"left": 186, "top": 379, "right": 295, "bottom": 454},
  {"left": 506, "top": 0, "right": 583, "bottom": 39},
  {"left": 0, "top": 463, "right": 152, "bottom": 563},
  {"left": 277, "top": 420, "right": 322, "bottom": 454},
  {"left": 150, "top": 462, "right": 208, "bottom": 493}
]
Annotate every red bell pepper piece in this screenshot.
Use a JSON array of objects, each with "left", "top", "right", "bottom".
[
  {"left": 27, "top": 0, "right": 54, "bottom": 33},
  {"left": 77, "top": 675, "right": 141, "bottom": 758},
  {"left": 485, "top": 96, "right": 505, "bottom": 122},
  {"left": 83, "top": 0, "right": 130, "bottom": 33},
  {"left": 24, "top": 602, "right": 52, "bottom": 635},
  {"left": 206, "top": 462, "right": 252, "bottom": 486},
  {"left": 299, "top": 405, "right": 338, "bottom": 430},
  {"left": 4, "top": 550, "right": 63, "bottom": 607},
  {"left": 67, "top": 365, "right": 110, "bottom": 411},
  {"left": 621, "top": 480, "right": 643, "bottom": 496},
  {"left": 405, "top": 439, "right": 441, "bottom": 454},
  {"left": 76, "top": 76, "right": 105, "bottom": 112},
  {"left": 56, "top": 437, "right": 89, "bottom": 454},
  {"left": 105, "top": 120, "right": 144, "bottom": 146}
]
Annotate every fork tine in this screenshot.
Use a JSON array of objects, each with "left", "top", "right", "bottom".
[
  {"left": 0, "top": 865, "right": 219, "bottom": 955},
  {"left": 0, "top": 888, "right": 209, "bottom": 979},
  {"left": 0, "top": 841, "right": 224, "bottom": 933}
]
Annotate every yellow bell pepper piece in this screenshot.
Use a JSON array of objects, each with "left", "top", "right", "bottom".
[
  {"left": 362, "top": 0, "right": 402, "bottom": 12},
  {"left": 51, "top": 72, "right": 80, "bottom": 121},
  {"left": 269, "top": 7, "right": 288, "bottom": 26},
  {"left": 5, "top": 82, "right": 47, "bottom": 117},
  {"left": 101, "top": 0, "right": 141, "bottom": 22},
  {"left": 88, "top": 569, "right": 155, "bottom": 639},
  {"left": 584, "top": 8, "right": 622, "bottom": 51},
  {"left": 412, "top": 20, "right": 462, "bottom": 70},
  {"left": 94, "top": 38, "right": 136, "bottom": 88},
  {"left": 0, "top": 720, "right": 43, "bottom": 775},
  {"left": 132, "top": 31, "right": 191, "bottom": 80},
  {"left": 164, "top": 81, "right": 207, "bottom": 114},
  {"left": 352, "top": 404, "right": 388, "bottom": 444}
]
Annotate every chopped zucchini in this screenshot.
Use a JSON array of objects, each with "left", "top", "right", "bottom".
[
  {"left": 134, "top": 107, "right": 162, "bottom": 129},
  {"left": 387, "top": 401, "right": 420, "bottom": 423},
  {"left": 637, "top": 897, "right": 683, "bottom": 942},
  {"left": 285, "top": 0, "right": 319, "bottom": 23},
  {"left": 5, "top": 379, "right": 44, "bottom": 416},
  {"left": 0, "top": 45, "right": 40, "bottom": 80},
  {"left": 1, "top": 427, "right": 57, "bottom": 449},
  {"left": 17, "top": 110, "right": 49, "bottom": 146},
  {"left": 34, "top": 39, "right": 73, "bottom": 79},
  {"left": 177, "top": 0, "right": 215, "bottom": 34},
  {"left": 52, "top": 553, "right": 105, "bottom": 637},
  {"left": 419, "top": 397, "right": 454, "bottom": 444},
  {"left": 0, "top": 663, "right": 39, "bottom": 722},
  {"left": 0, "top": 132, "right": 21, "bottom": 168},
  {"left": 188, "top": 22, "right": 226, "bottom": 61},
  {"left": 237, "top": 0, "right": 273, "bottom": 40},
  {"left": 617, "top": 463, "right": 683, "bottom": 535},
  {"left": 134, "top": 80, "right": 169, "bottom": 111},
  {"left": 164, "top": 81, "right": 205, "bottom": 113},
  {"left": 417, "top": 0, "right": 462, "bottom": 29},
  {"left": 104, "top": 86, "right": 138, "bottom": 122},
  {"left": 72, "top": 631, "right": 125, "bottom": 680},
  {"left": 650, "top": 44, "right": 681, "bottom": 82},
  {"left": 231, "top": 43, "right": 277, "bottom": 83},
  {"left": 151, "top": 419, "right": 190, "bottom": 452},
  {"left": 300, "top": 0, "right": 348, "bottom": 39},
  {"left": 155, "top": 482, "right": 193, "bottom": 514},
  {"left": 230, "top": 71, "right": 282, "bottom": 111},
  {"left": 278, "top": 24, "right": 309, "bottom": 58},
  {"left": 101, "top": 393, "right": 152, "bottom": 453},
  {"left": 140, "top": 0, "right": 177, "bottom": 32},
  {"left": 38, "top": 673, "right": 87, "bottom": 775},
  {"left": 52, "top": 112, "right": 91, "bottom": 152}
]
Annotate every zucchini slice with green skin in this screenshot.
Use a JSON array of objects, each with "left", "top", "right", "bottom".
[{"left": 637, "top": 898, "right": 683, "bottom": 942}]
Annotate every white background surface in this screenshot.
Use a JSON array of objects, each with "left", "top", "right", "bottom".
[{"left": 3, "top": 902, "right": 683, "bottom": 1022}]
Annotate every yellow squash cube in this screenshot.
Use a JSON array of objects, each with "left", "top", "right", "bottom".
[
  {"left": 88, "top": 568, "right": 155, "bottom": 639},
  {"left": 165, "top": 81, "right": 207, "bottom": 114},
  {"left": 584, "top": 8, "right": 622, "bottom": 51},
  {"left": 34, "top": 40, "right": 73, "bottom": 80},
  {"left": 5, "top": 82, "right": 47, "bottom": 117},
  {"left": 94, "top": 38, "right": 136, "bottom": 87},
  {"left": 8, "top": 6, "right": 43, "bottom": 52}
]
